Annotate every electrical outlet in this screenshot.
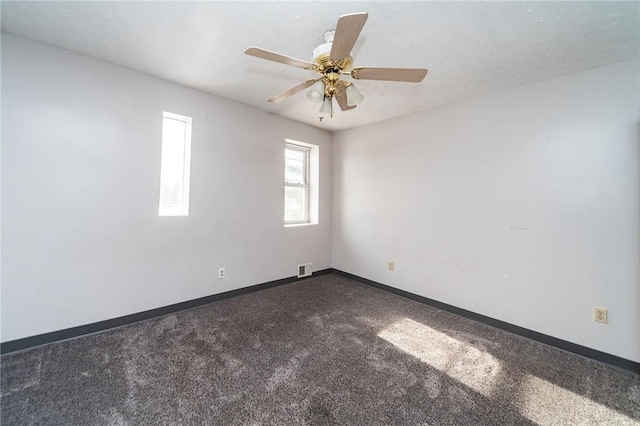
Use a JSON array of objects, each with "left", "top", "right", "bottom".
[
  {"left": 388, "top": 261, "right": 395, "bottom": 271},
  {"left": 593, "top": 307, "right": 607, "bottom": 324},
  {"left": 218, "top": 267, "right": 225, "bottom": 279}
]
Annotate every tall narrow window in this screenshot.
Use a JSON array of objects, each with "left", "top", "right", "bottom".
[
  {"left": 159, "top": 112, "right": 192, "bottom": 216},
  {"left": 285, "top": 142, "right": 310, "bottom": 224}
]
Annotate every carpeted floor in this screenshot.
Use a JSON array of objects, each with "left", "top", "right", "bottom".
[{"left": 2, "top": 274, "right": 639, "bottom": 425}]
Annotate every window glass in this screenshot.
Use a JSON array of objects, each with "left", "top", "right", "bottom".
[
  {"left": 159, "top": 112, "right": 192, "bottom": 216},
  {"left": 284, "top": 143, "right": 310, "bottom": 223}
]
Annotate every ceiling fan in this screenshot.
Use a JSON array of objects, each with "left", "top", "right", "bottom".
[{"left": 244, "top": 12, "right": 428, "bottom": 117}]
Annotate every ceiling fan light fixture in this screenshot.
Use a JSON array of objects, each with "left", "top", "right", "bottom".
[
  {"left": 307, "top": 80, "right": 325, "bottom": 103},
  {"left": 345, "top": 83, "right": 364, "bottom": 106},
  {"left": 319, "top": 97, "right": 333, "bottom": 115},
  {"left": 245, "top": 12, "right": 428, "bottom": 116}
]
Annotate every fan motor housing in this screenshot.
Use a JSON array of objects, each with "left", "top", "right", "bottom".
[
  {"left": 312, "top": 42, "right": 333, "bottom": 64},
  {"left": 312, "top": 30, "right": 352, "bottom": 72}
]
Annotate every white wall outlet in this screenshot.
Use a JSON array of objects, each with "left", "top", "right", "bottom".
[
  {"left": 388, "top": 261, "right": 395, "bottom": 271},
  {"left": 218, "top": 267, "right": 225, "bottom": 279},
  {"left": 593, "top": 307, "right": 607, "bottom": 324}
]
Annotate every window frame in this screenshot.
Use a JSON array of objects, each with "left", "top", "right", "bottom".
[{"left": 284, "top": 142, "right": 311, "bottom": 225}]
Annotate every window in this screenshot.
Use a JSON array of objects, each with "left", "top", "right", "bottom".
[
  {"left": 285, "top": 142, "right": 310, "bottom": 224},
  {"left": 159, "top": 112, "right": 192, "bottom": 216}
]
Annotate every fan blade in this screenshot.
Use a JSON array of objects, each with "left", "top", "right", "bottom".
[
  {"left": 351, "top": 67, "right": 428, "bottom": 82},
  {"left": 330, "top": 12, "right": 368, "bottom": 62},
  {"left": 245, "top": 47, "right": 315, "bottom": 70},
  {"left": 335, "top": 88, "right": 356, "bottom": 111},
  {"left": 268, "top": 80, "right": 317, "bottom": 103}
]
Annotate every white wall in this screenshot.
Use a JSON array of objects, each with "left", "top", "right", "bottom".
[
  {"left": 1, "top": 34, "right": 332, "bottom": 342},
  {"left": 332, "top": 59, "right": 639, "bottom": 362}
]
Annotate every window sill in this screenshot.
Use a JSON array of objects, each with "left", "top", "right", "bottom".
[{"left": 285, "top": 222, "right": 317, "bottom": 228}]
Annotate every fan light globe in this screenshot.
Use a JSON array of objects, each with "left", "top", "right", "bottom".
[
  {"left": 319, "top": 97, "right": 333, "bottom": 114},
  {"left": 345, "top": 84, "right": 364, "bottom": 106},
  {"left": 307, "top": 81, "right": 325, "bottom": 103}
]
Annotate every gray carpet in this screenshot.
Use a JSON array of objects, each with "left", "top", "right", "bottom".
[{"left": 2, "top": 274, "right": 639, "bottom": 425}]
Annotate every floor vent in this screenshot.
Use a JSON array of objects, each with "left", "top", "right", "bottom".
[{"left": 297, "top": 263, "right": 312, "bottom": 278}]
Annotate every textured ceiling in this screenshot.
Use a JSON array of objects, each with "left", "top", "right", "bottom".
[{"left": 2, "top": 1, "right": 638, "bottom": 132}]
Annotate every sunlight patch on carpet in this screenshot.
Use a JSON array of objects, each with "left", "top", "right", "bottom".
[
  {"left": 377, "top": 317, "right": 501, "bottom": 398},
  {"left": 519, "top": 375, "right": 637, "bottom": 425}
]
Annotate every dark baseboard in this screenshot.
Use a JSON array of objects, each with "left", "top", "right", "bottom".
[
  {"left": 5, "top": 268, "right": 638, "bottom": 375},
  {"left": 331, "top": 269, "right": 640, "bottom": 375},
  {"left": 1, "top": 269, "right": 332, "bottom": 355}
]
